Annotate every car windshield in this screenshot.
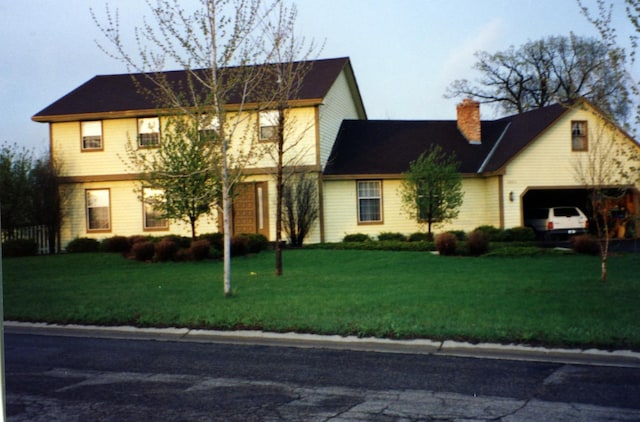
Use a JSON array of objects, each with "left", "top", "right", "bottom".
[{"left": 554, "top": 207, "right": 579, "bottom": 217}]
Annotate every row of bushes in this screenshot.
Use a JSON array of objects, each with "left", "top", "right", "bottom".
[
  {"left": 340, "top": 227, "right": 603, "bottom": 257},
  {"left": 64, "top": 232, "right": 269, "bottom": 262},
  {"left": 343, "top": 226, "right": 536, "bottom": 244}
]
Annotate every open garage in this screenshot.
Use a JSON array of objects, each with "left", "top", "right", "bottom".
[{"left": 522, "top": 187, "right": 640, "bottom": 239}]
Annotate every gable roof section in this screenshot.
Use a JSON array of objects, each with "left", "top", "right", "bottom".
[
  {"left": 323, "top": 103, "right": 568, "bottom": 177},
  {"left": 33, "top": 57, "right": 356, "bottom": 122}
]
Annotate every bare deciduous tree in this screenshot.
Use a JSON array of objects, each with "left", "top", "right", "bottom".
[
  {"left": 572, "top": 109, "right": 640, "bottom": 282},
  {"left": 257, "top": 2, "right": 320, "bottom": 274},
  {"left": 282, "top": 172, "right": 319, "bottom": 247},
  {"left": 446, "top": 34, "right": 631, "bottom": 124},
  {"left": 93, "top": 0, "right": 280, "bottom": 296}
]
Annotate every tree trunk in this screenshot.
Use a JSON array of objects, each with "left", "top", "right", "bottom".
[
  {"left": 190, "top": 217, "right": 197, "bottom": 240},
  {"left": 274, "top": 110, "right": 285, "bottom": 276},
  {"left": 222, "top": 140, "right": 232, "bottom": 297}
]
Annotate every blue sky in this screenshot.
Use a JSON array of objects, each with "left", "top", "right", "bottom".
[{"left": 0, "top": 0, "right": 634, "bottom": 153}]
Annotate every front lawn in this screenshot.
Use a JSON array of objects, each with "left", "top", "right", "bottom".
[{"left": 2, "top": 249, "right": 639, "bottom": 350}]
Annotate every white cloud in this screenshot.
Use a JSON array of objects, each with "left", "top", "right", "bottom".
[{"left": 439, "top": 18, "right": 506, "bottom": 87}]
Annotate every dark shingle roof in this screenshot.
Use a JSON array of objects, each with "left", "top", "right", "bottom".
[
  {"left": 323, "top": 103, "right": 568, "bottom": 176},
  {"left": 33, "top": 57, "right": 355, "bottom": 121}
]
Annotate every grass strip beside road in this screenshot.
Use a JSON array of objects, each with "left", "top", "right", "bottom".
[{"left": 3, "top": 250, "right": 639, "bottom": 350}]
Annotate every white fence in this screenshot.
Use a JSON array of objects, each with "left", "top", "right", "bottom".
[{"left": 1, "top": 225, "right": 54, "bottom": 254}]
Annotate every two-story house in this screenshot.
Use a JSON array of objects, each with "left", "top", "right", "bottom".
[
  {"left": 34, "top": 57, "right": 639, "bottom": 249},
  {"left": 33, "top": 57, "right": 366, "bottom": 247}
]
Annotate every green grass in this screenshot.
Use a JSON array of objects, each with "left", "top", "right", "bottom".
[{"left": 2, "top": 250, "right": 640, "bottom": 350}]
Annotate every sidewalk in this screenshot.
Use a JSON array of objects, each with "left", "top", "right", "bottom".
[{"left": 5, "top": 320, "right": 640, "bottom": 368}]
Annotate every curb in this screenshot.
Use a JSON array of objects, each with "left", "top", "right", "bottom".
[{"left": 5, "top": 321, "right": 640, "bottom": 368}]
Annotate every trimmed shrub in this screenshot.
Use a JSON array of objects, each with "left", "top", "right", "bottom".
[
  {"left": 101, "top": 236, "right": 130, "bottom": 254},
  {"left": 571, "top": 234, "right": 600, "bottom": 255},
  {"left": 435, "top": 232, "right": 457, "bottom": 256},
  {"left": 408, "top": 232, "right": 431, "bottom": 242},
  {"left": 66, "top": 237, "right": 100, "bottom": 253},
  {"left": 2, "top": 239, "right": 38, "bottom": 257},
  {"left": 343, "top": 233, "right": 371, "bottom": 242},
  {"left": 505, "top": 226, "right": 535, "bottom": 242},
  {"left": 189, "top": 239, "right": 211, "bottom": 261},
  {"left": 447, "top": 230, "right": 467, "bottom": 241},
  {"left": 131, "top": 240, "right": 155, "bottom": 262},
  {"left": 231, "top": 235, "right": 249, "bottom": 256},
  {"left": 240, "top": 233, "right": 269, "bottom": 253},
  {"left": 155, "top": 238, "right": 179, "bottom": 262},
  {"left": 199, "top": 232, "right": 224, "bottom": 250},
  {"left": 378, "top": 232, "right": 407, "bottom": 242},
  {"left": 467, "top": 229, "right": 489, "bottom": 256},
  {"left": 162, "top": 235, "right": 191, "bottom": 250},
  {"left": 473, "top": 225, "right": 504, "bottom": 242}
]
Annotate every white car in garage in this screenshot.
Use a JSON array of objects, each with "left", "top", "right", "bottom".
[{"left": 524, "top": 206, "right": 589, "bottom": 239}]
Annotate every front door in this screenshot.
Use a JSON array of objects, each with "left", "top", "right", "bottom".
[{"left": 232, "top": 182, "right": 269, "bottom": 239}]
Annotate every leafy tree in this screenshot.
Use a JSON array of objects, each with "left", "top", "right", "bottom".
[
  {"left": 446, "top": 34, "right": 631, "bottom": 124},
  {"left": 94, "top": 0, "right": 282, "bottom": 296},
  {"left": 0, "top": 142, "right": 34, "bottom": 235},
  {"left": 400, "top": 145, "right": 464, "bottom": 236},
  {"left": 282, "top": 172, "right": 319, "bottom": 247},
  {"left": 125, "top": 115, "right": 221, "bottom": 239},
  {"left": 572, "top": 111, "right": 640, "bottom": 282}
]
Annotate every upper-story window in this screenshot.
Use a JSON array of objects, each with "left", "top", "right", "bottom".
[
  {"left": 81, "top": 121, "right": 103, "bottom": 151},
  {"left": 198, "top": 114, "right": 220, "bottom": 142},
  {"left": 357, "top": 180, "right": 383, "bottom": 223},
  {"left": 259, "top": 110, "right": 279, "bottom": 141},
  {"left": 138, "top": 117, "right": 160, "bottom": 147},
  {"left": 571, "top": 121, "right": 588, "bottom": 151}
]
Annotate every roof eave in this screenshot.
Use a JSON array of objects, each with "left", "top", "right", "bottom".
[{"left": 32, "top": 98, "right": 324, "bottom": 123}]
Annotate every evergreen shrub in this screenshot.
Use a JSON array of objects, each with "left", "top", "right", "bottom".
[
  {"left": 66, "top": 237, "right": 100, "bottom": 253},
  {"left": 378, "top": 232, "right": 407, "bottom": 242},
  {"left": 343, "top": 233, "right": 371, "bottom": 242}
]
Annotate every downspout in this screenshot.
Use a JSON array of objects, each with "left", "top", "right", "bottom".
[{"left": 478, "top": 122, "right": 511, "bottom": 229}]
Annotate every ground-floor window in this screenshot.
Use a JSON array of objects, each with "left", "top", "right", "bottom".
[
  {"left": 357, "top": 180, "right": 382, "bottom": 223},
  {"left": 143, "top": 187, "right": 169, "bottom": 230},
  {"left": 86, "top": 189, "right": 111, "bottom": 231}
]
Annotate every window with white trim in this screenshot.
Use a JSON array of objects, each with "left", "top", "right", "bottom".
[
  {"left": 198, "top": 114, "right": 220, "bottom": 142},
  {"left": 138, "top": 117, "right": 160, "bottom": 147},
  {"left": 357, "top": 180, "right": 382, "bottom": 223},
  {"left": 81, "top": 121, "right": 103, "bottom": 150},
  {"left": 86, "top": 189, "right": 110, "bottom": 231},
  {"left": 571, "top": 121, "right": 588, "bottom": 151},
  {"left": 143, "top": 188, "right": 168, "bottom": 230},
  {"left": 259, "top": 110, "right": 279, "bottom": 141}
]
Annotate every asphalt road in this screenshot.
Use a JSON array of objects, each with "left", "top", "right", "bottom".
[{"left": 4, "top": 328, "right": 640, "bottom": 421}]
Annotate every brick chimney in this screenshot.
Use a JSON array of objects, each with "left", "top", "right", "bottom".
[{"left": 457, "top": 98, "right": 481, "bottom": 144}]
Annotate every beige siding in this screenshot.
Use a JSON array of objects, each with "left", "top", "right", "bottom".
[
  {"left": 250, "top": 107, "right": 318, "bottom": 169},
  {"left": 59, "top": 180, "right": 220, "bottom": 248},
  {"left": 502, "top": 106, "right": 640, "bottom": 228},
  {"left": 322, "top": 177, "right": 501, "bottom": 242},
  {"left": 53, "top": 119, "right": 138, "bottom": 177},
  {"left": 318, "top": 70, "right": 363, "bottom": 167}
]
